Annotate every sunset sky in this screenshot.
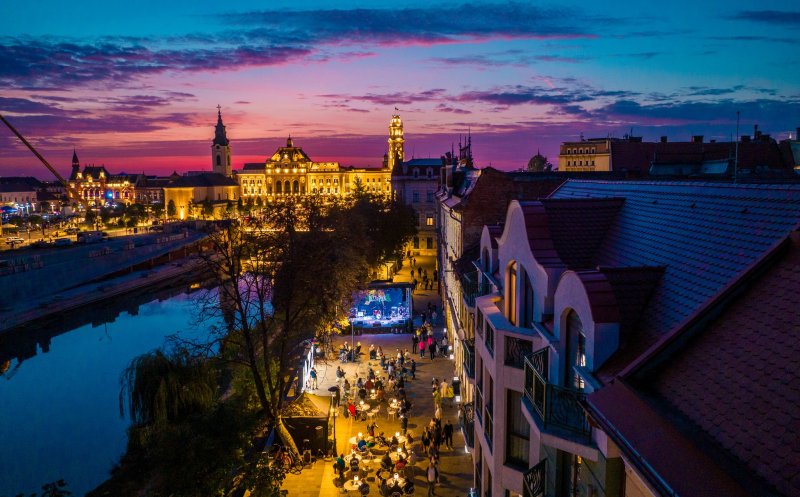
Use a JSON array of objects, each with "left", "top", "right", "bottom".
[{"left": 1, "top": 0, "right": 798, "bottom": 178}]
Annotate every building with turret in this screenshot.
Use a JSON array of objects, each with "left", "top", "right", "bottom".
[{"left": 236, "top": 121, "right": 393, "bottom": 201}]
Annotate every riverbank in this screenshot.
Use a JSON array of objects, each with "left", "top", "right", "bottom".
[{"left": 0, "top": 230, "right": 209, "bottom": 334}]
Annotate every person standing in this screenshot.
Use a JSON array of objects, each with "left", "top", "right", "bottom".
[
  {"left": 410, "top": 359, "right": 416, "bottom": 379},
  {"left": 427, "top": 463, "right": 437, "bottom": 496},
  {"left": 309, "top": 367, "right": 318, "bottom": 390}
]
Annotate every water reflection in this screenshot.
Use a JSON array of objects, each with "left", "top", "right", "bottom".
[{"left": 0, "top": 281, "right": 220, "bottom": 496}]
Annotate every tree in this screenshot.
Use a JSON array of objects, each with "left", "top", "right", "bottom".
[
  {"left": 194, "top": 198, "right": 368, "bottom": 456},
  {"left": 84, "top": 210, "right": 97, "bottom": 227},
  {"left": 39, "top": 201, "right": 51, "bottom": 214},
  {"left": 167, "top": 200, "right": 177, "bottom": 219},
  {"left": 27, "top": 214, "right": 43, "bottom": 227},
  {"left": 202, "top": 199, "right": 214, "bottom": 219},
  {"left": 152, "top": 203, "right": 165, "bottom": 221},
  {"left": 119, "top": 349, "right": 216, "bottom": 432}
]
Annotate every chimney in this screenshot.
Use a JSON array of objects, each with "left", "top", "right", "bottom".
[
  {"left": 660, "top": 136, "right": 668, "bottom": 143},
  {"left": 691, "top": 135, "right": 703, "bottom": 143}
]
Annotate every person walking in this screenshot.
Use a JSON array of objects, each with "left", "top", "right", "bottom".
[
  {"left": 427, "top": 463, "right": 437, "bottom": 496},
  {"left": 410, "top": 359, "right": 417, "bottom": 379},
  {"left": 444, "top": 420, "right": 454, "bottom": 449},
  {"left": 419, "top": 339, "right": 426, "bottom": 358},
  {"left": 428, "top": 340, "right": 435, "bottom": 360}
]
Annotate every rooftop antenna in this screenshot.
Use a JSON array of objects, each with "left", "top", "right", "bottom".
[{"left": 735, "top": 111, "right": 740, "bottom": 184}]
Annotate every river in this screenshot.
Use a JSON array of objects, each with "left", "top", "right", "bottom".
[{"left": 0, "top": 282, "right": 220, "bottom": 497}]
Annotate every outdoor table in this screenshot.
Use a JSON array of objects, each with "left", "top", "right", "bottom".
[
  {"left": 342, "top": 480, "right": 362, "bottom": 493},
  {"left": 345, "top": 453, "right": 363, "bottom": 464},
  {"left": 389, "top": 450, "right": 409, "bottom": 463},
  {"left": 386, "top": 477, "right": 407, "bottom": 493}
]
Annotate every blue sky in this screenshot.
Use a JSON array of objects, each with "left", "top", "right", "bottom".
[{"left": 0, "top": 0, "right": 798, "bottom": 176}]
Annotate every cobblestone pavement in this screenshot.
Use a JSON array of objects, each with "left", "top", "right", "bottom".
[{"left": 281, "top": 256, "right": 475, "bottom": 496}]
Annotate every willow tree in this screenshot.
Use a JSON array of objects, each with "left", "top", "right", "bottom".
[
  {"left": 196, "top": 197, "right": 368, "bottom": 455},
  {"left": 119, "top": 349, "right": 216, "bottom": 448}
]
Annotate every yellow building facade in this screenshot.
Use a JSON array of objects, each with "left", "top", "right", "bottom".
[
  {"left": 237, "top": 136, "right": 392, "bottom": 200},
  {"left": 558, "top": 138, "right": 612, "bottom": 172}
]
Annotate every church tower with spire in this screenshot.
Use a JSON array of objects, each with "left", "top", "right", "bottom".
[
  {"left": 387, "top": 112, "right": 404, "bottom": 170},
  {"left": 212, "top": 106, "right": 232, "bottom": 177},
  {"left": 70, "top": 149, "right": 81, "bottom": 180}
]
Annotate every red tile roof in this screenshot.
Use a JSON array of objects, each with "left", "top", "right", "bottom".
[
  {"left": 518, "top": 198, "right": 624, "bottom": 270},
  {"left": 550, "top": 180, "right": 800, "bottom": 380},
  {"left": 586, "top": 380, "right": 752, "bottom": 497},
  {"left": 574, "top": 271, "right": 620, "bottom": 324},
  {"left": 645, "top": 237, "right": 800, "bottom": 497}
]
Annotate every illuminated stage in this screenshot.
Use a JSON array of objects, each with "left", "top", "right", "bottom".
[{"left": 349, "top": 281, "right": 413, "bottom": 333}]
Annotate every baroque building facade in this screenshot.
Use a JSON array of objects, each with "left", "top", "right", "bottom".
[{"left": 237, "top": 136, "right": 391, "bottom": 200}]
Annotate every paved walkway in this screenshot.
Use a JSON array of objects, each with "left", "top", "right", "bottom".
[{"left": 281, "top": 257, "right": 474, "bottom": 496}]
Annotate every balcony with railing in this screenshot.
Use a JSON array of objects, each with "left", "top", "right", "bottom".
[
  {"left": 475, "top": 385, "right": 484, "bottom": 424},
  {"left": 462, "top": 270, "right": 493, "bottom": 307},
  {"left": 462, "top": 339, "right": 476, "bottom": 379},
  {"left": 523, "top": 348, "right": 591, "bottom": 442},
  {"left": 484, "top": 402, "right": 494, "bottom": 446},
  {"left": 485, "top": 323, "right": 495, "bottom": 356},
  {"left": 460, "top": 402, "right": 475, "bottom": 448},
  {"left": 523, "top": 459, "right": 546, "bottom": 497}
]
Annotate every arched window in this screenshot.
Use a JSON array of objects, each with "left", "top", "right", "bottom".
[
  {"left": 506, "top": 262, "right": 517, "bottom": 326},
  {"left": 293, "top": 180, "right": 299, "bottom": 193},
  {"left": 413, "top": 169, "right": 419, "bottom": 178},
  {"left": 284, "top": 181, "right": 290, "bottom": 194},
  {"left": 216, "top": 155, "right": 221, "bottom": 166},
  {"left": 523, "top": 272, "right": 534, "bottom": 328},
  {"left": 564, "top": 310, "right": 586, "bottom": 390},
  {"left": 276, "top": 182, "right": 282, "bottom": 194}
]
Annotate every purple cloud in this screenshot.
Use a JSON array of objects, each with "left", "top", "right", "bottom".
[{"left": 0, "top": 40, "right": 311, "bottom": 90}]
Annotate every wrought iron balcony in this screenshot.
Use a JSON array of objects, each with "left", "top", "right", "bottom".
[
  {"left": 523, "top": 459, "right": 546, "bottom": 497},
  {"left": 475, "top": 385, "right": 484, "bottom": 424},
  {"left": 462, "top": 339, "right": 476, "bottom": 379},
  {"left": 484, "top": 404, "right": 494, "bottom": 446},
  {"left": 460, "top": 402, "right": 475, "bottom": 448},
  {"left": 462, "top": 269, "right": 494, "bottom": 307},
  {"left": 524, "top": 348, "right": 591, "bottom": 439}
]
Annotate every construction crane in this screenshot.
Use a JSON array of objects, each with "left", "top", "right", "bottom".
[{"left": 0, "top": 113, "right": 92, "bottom": 211}]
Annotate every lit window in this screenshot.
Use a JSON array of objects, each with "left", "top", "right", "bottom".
[{"left": 426, "top": 215, "right": 433, "bottom": 226}]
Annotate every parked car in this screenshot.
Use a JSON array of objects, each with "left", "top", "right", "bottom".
[
  {"left": 65, "top": 227, "right": 80, "bottom": 234},
  {"left": 31, "top": 240, "right": 51, "bottom": 248},
  {"left": 54, "top": 238, "right": 73, "bottom": 246},
  {"left": 5, "top": 236, "right": 24, "bottom": 244}
]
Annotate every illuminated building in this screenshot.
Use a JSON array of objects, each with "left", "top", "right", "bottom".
[
  {"left": 236, "top": 118, "right": 395, "bottom": 200},
  {"left": 68, "top": 151, "right": 137, "bottom": 206},
  {"left": 212, "top": 106, "right": 232, "bottom": 177},
  {"left": 387, "top": 112, "right": 404, "bottom": 171},
  {"left": 162, "top": 110, "right": 239, "bottom": 219}
]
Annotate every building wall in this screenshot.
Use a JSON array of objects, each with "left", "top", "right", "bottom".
[
  {"left": 558, "top": 139, "right": 612, "bottom": 172},
  {"left": 472, "top": 202, "right": 631, "bottom": 497},
  {"left": 238, "top": 166, "right": 390, "bottom": 199},
  {"left": 392, "top": 168, "right": 439, "bottom": 256}
]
